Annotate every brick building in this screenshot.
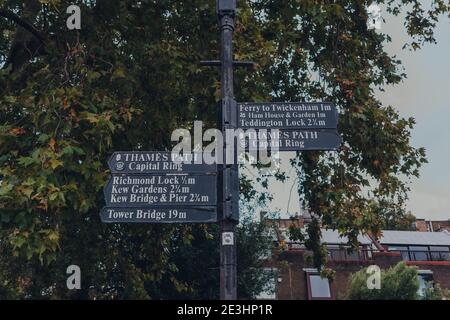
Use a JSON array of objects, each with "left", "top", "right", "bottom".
[
  {"left": 413, "top": 219, "right": 450, "bottom": 232},
  {"left": 258, "top": 217, "right": 450, "bottom": 300}
]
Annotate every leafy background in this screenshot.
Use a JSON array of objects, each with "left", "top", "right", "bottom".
[{"left": 0, "top": 0, "right": 448, "bottom": 298}]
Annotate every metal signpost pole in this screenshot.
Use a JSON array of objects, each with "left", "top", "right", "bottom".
[
  {"left": 218, "top": 0, "right": 238, "bottom": 300},
  {"left": 101, "top": 0, "right": 340, "bottom": 303}
]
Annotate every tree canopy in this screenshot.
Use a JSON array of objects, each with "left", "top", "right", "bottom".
[
  {"left": 0, "top": 0, "right": 448, "bottom": 298},
  {"left": 346, "top": 262, "right": 446, "bottom": 300}
]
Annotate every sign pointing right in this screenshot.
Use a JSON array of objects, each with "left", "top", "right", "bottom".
[
  {"left": 242, "top": 129, "right": 342, "bottom": 151},
  {"left": 238, "top": 102, "right": 338, "bottom": 130}
]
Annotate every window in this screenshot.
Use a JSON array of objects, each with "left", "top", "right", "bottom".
[
  {"left": 327, "top": 245, "right": 371, "bottom": 261},
  {"left": 346, "top": 249, "right": 362, "bottom": 261},
  {"left": 387, "top": 245, "right": 450, "bottom": 261},
  {"left": 328, "top": 245, "right": 346, "bottom": 260},
  {"left": 409, "top": 246, "right": 430, "bottom": 261},
  {"left": 429, "top": 246, "right": 450, "bottom": 261},
  {"left": 418, "top": 271, "right": 434, "bottom": 298},
  {"left": 305, "top": 271, "right": 332, "bottom": 300},
  {"left": 388, "top": 246, "right": 409, "bottom": 260}
]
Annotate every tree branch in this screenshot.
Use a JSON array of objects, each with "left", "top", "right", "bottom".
[{"left": 0, "top": 9, "right": 45, "bottom": 43}]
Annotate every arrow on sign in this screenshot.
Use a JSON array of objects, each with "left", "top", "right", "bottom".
[{"left": 241, "top": 129, "right": 342, "bottom": 151}]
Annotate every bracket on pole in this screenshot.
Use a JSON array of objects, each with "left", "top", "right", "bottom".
[{"left": 199, "top": 60, "right": 256, "bottom": 69}]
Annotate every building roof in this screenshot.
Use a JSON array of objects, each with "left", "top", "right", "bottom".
[
  {"left": 320, "top": 229, "right": 373, "bottom": 245},
  {"left": 379, "top": 230, "right": 450, "bottom": 246},
  {"left": 268, "top": 216, "right": 450, "bottom": 247},
  {"left": 279, "top": 227, "right": 373, "bottom": 246}
]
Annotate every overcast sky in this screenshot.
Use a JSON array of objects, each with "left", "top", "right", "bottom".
[
  {"left": 378, "top": 9, "right": 450, "bottom": 220},
  {"left": 248, "top": 9, "right": 450, "bottom": 221}
]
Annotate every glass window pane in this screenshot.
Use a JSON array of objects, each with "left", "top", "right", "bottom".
[
  {"left": 400, "top": 251, "right": 411, "bottom": 260},
  {"left": 347, "top": 250, "right": 360, "bottom": 260},
  {"left": 412, "top": 251, "right": 429, "bottom": 261},
  {"left": 435, "top": 247, "right": 449, "bottom": 260},
  {"left": 330, "top": 249, "right": 345, "bottom": 260},
  {"left": 388, "top": 246, "right": 410, "bottom": 260},
  {"left": 409, "top": 246, "right": 429, "bottom": 261},
  {"left": 430, "top": 251, "right": 450, "bottom": 261},
  {"left": 409, "top": 246, "right": 427, "bottom": 251},
  {"left": 429, "top": 246, "right": 449, "bottom": 252},
  {"left": 388, "top": 246, "right": 409, "bottom": 260},
  {"left": 309, "top": 275, "right": 331, "bottom": 298}
]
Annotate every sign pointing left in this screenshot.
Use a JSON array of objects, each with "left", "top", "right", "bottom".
[
  {"left": 108, "top": 151, "right": 216, "bottom": 174},
  {"left": 103, "top": 174, "right": 217, "bottom": 207},
  {"left": 100, "top": 206, "right": 217, "bottom": 223},
  {"left": 103, "top": 151, "right": 218, "bottom": 224}
]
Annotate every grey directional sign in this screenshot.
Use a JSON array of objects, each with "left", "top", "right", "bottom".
[
  {"left": 100, "top": 206, "right": 217, "bottom": 223},
  {"left": 108, "top": 151, "right": 216, "bottom": 174},
  {"left": 104, "top": 174, "right": 217, "bottom": 207},
  {"left": 238, "top": 102, "right": 337, "bottom": 129},
  {"left": 242, "top": 129, "right": 342, "bottom": 151}
]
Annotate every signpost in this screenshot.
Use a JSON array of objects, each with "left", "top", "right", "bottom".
[
  {"left": 102, "top": 152, "right": 218, "bottom": 223},
  {"left": 217, "top": 0, "right": 239, "bottom": 301},
  {"left": 100, "top": 0, "right": 342, "bottom": 300},
  {"left": 238, "top": 101, "right": 340, "bottom": 152}
]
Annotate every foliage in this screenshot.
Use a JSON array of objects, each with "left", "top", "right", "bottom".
[
  {"left": 278, "top": 0, "right": 447, "bottom": 267},
  {"left": 346, "top": 262, "right": 420, "bottom": 300},
  {"left": 421, "top": 281, "right": 445, "bottom": 300},
  {"left": 0, "top": 0, "right": 448, "bottom": 298},
  {"left": 380, "top": 209, "right": 417, "bottom": 231},
  {"left": 141, "top": 216, "right": 275, "bottom": 300},
  {"left": 237, "top": 215, "right": 276, "bottom": 299}
]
